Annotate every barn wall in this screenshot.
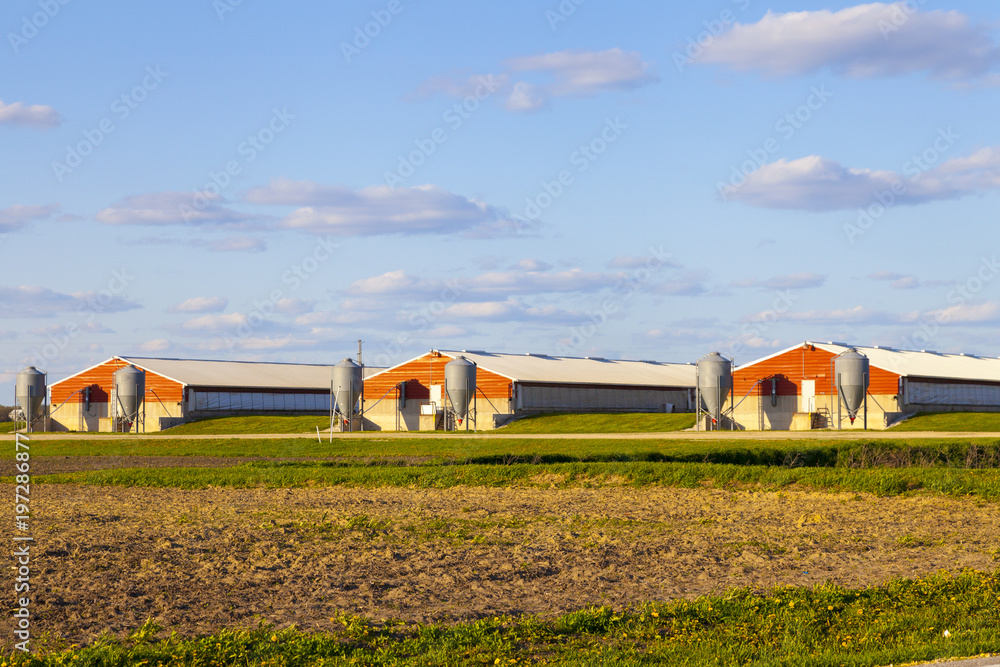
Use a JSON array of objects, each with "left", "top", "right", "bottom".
[
  {"left": 731, "top": 345, "right": 902, "bottom": 430},
  {"left": 49, "top": 358, "right": 185, "bottom": 432},
  {"left": 364, "top": 352, "right": 513, "bottom": 401},
  {"left": 517, "top": 383, "right": 690, "bottom": 413}
]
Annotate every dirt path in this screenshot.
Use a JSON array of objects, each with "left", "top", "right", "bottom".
[{"left": 21, "top": 483, "right": 1000, "bottom": 645}]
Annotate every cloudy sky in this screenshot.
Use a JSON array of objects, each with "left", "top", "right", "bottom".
[{"left": 3, "top": 0, "right": 1000, "bottom": 396}]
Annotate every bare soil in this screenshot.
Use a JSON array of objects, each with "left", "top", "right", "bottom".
[{"left": 18, "top": 478, "right": 1000, "bottom": 646}]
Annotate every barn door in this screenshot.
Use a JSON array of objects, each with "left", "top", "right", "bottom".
[{"left": 800, "top": 380, "right": 815, "bottom": 412}]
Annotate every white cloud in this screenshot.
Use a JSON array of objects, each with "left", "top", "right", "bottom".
[
  {"left": 469, "top": 268, "right": 616, "bottom": 294},
  {"left": 0, "top": 204, "right": 60, "bottom": 232},
  {"left": 516, "top": 258, "right": 553, "bottom": 272},
  {"left": 137, "top": 338, "right": 171, "bottom": 353},
  {"left": 124, "top": 234, "right": 268, "bottom": 253},
  {"left": 743, "top": 305, "right": 916, "bottom": 326},
  {"left": 504, "top": 48, "right": 658, "bottom": 103},
  {"left": 733, "top": 272, "right": 826, "bottom": 290},
  {"left": 869, "top": 272, "right": 920, "bottom": 289},
  {"left": 274, "top": 298, "right": 314, "bottom": 315},
  {"left": 928, "top": 302, "right": 1000, "bottom": 324},
  {"left": 96, "top": 192, "right": 264, "bottom": 228},
  {"left": 698, "top": 4, "right": 1000, "bottom": 82},
  {"left": 726, "top": 147, "right": 1000, "bottom": 211},
  {"left": 181, "top": 313, "right": 248, "bottom": 333},
  {"left": 202, "top": 236, "right": 267, "bottom": 252},
  {"left": 0, "top": 99, "right": 61, "bottom": 128},
  {"left": 347, "top": 270, "right": 431, "bottom": 296},
  {"left": 0, "top": 285, "right": 140, "bottom": 318},
  {"left": 504, "top": 81, "right": 547, "bottom": 112},
  {"left": 608, "top": 255, "right": 680, "bottom": 270},
  {"left": 31, "top": 322, "right": 114, "bottom": 335},
  {"left": 169, "top": 297, "right": 228, "bottom": 314},
  {"left": 650, "top": 278, "right": 708, "bottom": 296},
  {"left": 246, "top": 180, "right": 516, "bottom": 237},
  {"left": 416, "top": 48, "right": 657, "bottom": 113}
]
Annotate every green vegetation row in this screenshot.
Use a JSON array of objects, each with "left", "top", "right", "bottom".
[
  {"left": 26, "top": 434, "right": 1000, "bottom": 469},
  {"left": 11, "top": 570, "right": 1000, "bottom": 666},
  {"left": 892, "top": 411, "right": 1000, "bottom": 432},
  {"left": 144, "top": 411, "right": 1000, "bottom": 435},
  {"left": 34, "top": 459, "right": 1000, "bottom": 501}
]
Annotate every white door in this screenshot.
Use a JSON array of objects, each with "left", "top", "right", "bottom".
[{"left": 800, "top": 380, "right": 815, "bottom": 412}]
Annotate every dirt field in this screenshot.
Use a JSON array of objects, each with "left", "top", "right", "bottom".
[{"left": 20, "top": 475, "right": 1000, "bottom": 646}]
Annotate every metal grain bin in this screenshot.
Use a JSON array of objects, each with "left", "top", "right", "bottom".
[
  {"left": 332, "top": 358, "right": 363, "bottom": 416},
  {"left": 697, "top": 352, "right": 732, "bottom": 419},
  {"left": 114, "top": 365, "right": 146, "bottom": 422},
  {"left": 835, "top": 349, "right": 869, "bottom": 422},
  {"left": 445, "top": 356, "right": 477, "bottom": 422},
  {"left": 15, "top": 367, "right": 46, "bottom": 424}
]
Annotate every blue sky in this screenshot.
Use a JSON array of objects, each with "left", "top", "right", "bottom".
[{"left": 3, "top": 0, "right": 1000, "bottom": 397}]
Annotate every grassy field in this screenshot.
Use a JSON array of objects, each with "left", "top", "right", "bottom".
[
  {"left": 24, "top": 434, "right": 1000, "bottom": 467},
  {"left": 499, "top": 412, "right": 696, "bottom": 433},
  {"left": 14, "top": 570, "right": 1000, "bottom": 666},
  {"left": 37, "top": 458, "right": 1000, "bottom": 501},
  {"left": 0, "top": 422, "right": 17, "bottom": 434},
  {"left": 159, "top": 414, "right": 333, "bottom": 435},
  {"left": 156, "top": 412, "right": 697, "bottom": 436},
  {"left": 893, "top": 412, "right": 1000, "bottom": 432},
  {"left": 19, "top": 424, "right": 1000, "bottom": 665}
]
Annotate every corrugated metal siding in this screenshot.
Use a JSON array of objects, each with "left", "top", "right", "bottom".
[
  {"left": 906, "top": 382, "right": 1000, "bottom": 406},
  {"left": 734, "top": 346, "right": 899, "bottom": 396},
  {"left": 365, "top": 352, "right": 512, "bottom": 400},
  {"left": 191, "top": 391, "right": 331, "bottom": 412},
  {"left": 520, "top": 384, "right": 684, "bottom": 411},
  {"left": 50, "top": 358, "right": 184, "bottom": 404}
]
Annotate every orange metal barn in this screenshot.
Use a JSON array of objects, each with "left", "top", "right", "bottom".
[
  {"left": 49, "top": 356, "right": 353, "bottom": 432},
  {"left": 728, "top": 342, "right": 1000, "bottom": 430},
  {"left": 362, "top": 349, "right": 697, "bottom": 431}
]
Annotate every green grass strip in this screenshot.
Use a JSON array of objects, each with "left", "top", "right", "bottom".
[
  {"left": 12, "top": 570, "right": 1000, "bottom": 666},
  {"left": 33, "top": 460, "right": 1000, "bottom": 500},
  {"left": 25, "top": 436, "right": 1000, "bottom": 470},
  {"left": 156, "top": 414, "right": 334, "bottom": 435},
  {"left": 892, "top": 411, "right": 1000, "bottom": 432},
  {"left": 498, "top": 412, "right": 696, "bottom": 433}
]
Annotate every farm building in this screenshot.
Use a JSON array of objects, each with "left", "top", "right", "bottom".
[
  {"left": 727, "top": 342, "right": 1000, "bottom": 430},
  {"left": 362, "top": 350, "right": 697, "bottom": 431},
  {"left": 48, "top": 356, "right": 381, "bottom": 433}
]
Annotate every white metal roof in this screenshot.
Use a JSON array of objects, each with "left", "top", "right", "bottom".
[
  {"left": 436, "top": 350, "right": 697, "bottom": 388},
  {"left": 52, "top": 357, "right": 382, "bottom": 391},
  {"left": 737, "top": 342, "right": 1000, "bottom": 383}
]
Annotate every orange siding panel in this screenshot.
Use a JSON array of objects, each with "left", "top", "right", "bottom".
[
  {"left": 364, "top": 353, "right": 511, "bottom": 400},
  {"left": 51, "top": 358, "right": 184, "bottom": 405},
  {"left": 734, "top": 346, "right": 899, "bottom": 397}
]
